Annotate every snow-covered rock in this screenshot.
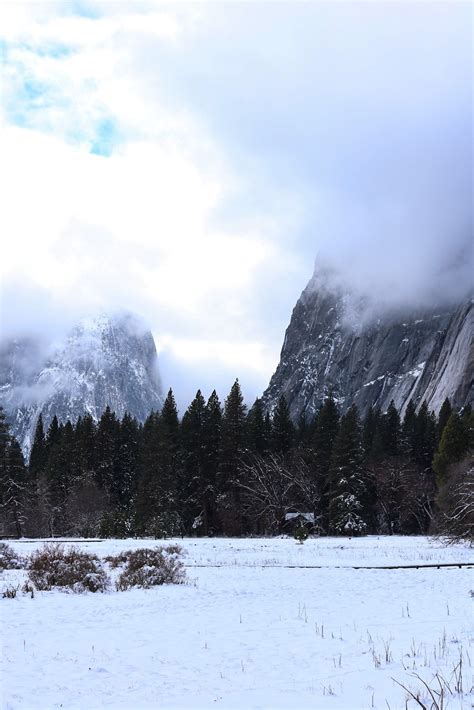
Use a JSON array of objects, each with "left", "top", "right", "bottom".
[{"left": 0, "top": 312, "right": 164, "bottom": 456}]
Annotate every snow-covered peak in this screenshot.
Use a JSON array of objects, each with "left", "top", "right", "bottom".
[{"left": 0, "top": 311, "right": 164, "bottom": 456}]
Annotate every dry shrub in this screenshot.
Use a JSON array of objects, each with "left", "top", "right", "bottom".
[
  {"left": 104, "top": 552, "right": 129, "bottom": 569},
  {"left": 0, "top": 542, "right": 25, "bottom": 571},
  {"left": 113, "top": 546, "right": 187, "bottom": 591},
  {"left": 28, "top": 543, "right": 110, "bottom": 593}
]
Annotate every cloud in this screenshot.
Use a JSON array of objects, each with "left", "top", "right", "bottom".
[{"left": 0, "top": 1, "right": 471, "bottom": 409}]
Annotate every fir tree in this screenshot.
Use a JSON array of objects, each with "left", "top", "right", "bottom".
[
  {"left": 362, "top": 406, "right": 378, "bottom": 455},
  {"left": 246, "top": 398, "right": 269, "bottom": 455},
  {"left": 436, "top": 397, "right": 452, "bottom": 444},
  {"left": 180, "top": 390, "right": 207, "bottom": 532},
  {"left": 0, "top": 410, "right": 26, "bottom": 536},
  {"left": 311, "top": 396, "right": 340, "bottom": 531},
  {"left": 401, "top": 400, "right": 417, "bottom": 459},
  {"left": 75, "top": 413, "right": 97, "bottom": 480},
  {"left": 43, "top": 420, "right": 75, "bottom": 535},
  {"left": 271, "top": 395, "right": 295, "bottom": 454},
  {"left": 413, "top": 402, "right": 436, "bottom": 472},
  {"left": 95, "top": 407, "right": 120, "bottom": 492},
  {"left": 328, "top": 405, "right": 368, "bottom": 535},
  {"left": 201, "top": 390, "right": 222, "bottom": 535},
  {"left": 113, "top": 412, "right": 140, "bottom": 511},
  {"left": 433, "top": 411, "right": 470, "bottom": 484},
  {"left": 139, "top": 389, "right": 182, "bottom": 537},
  {"left": 296, "top": 410, "right": 312, "bottom": 447},
  {"left": 0, "top": 408, "right": 9, "bottom": 473},
  {"left": 29, "top": 413, "right": 46, "bottom": 478},
  {"left": 217, "top": 379, "right": 247, "bottom": 534},
  {"left": 4, "top": 439, "right": 28, "bottom": 537},
  {"left": 372, "top": 401, "right": 400, "bottom": 458},
  {"left": 45, "top": 415, "right": 60, "bottom": 453},
  {"left": 135, "top": 411, "right": 161, "bottom": 532}
]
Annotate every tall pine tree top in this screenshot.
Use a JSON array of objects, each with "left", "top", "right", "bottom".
[
  {"left": 161, "top": 389, "right": 179, "bottom": 435},
  {"left": 271, "top": 395, "right": 295, "bottom": 454},
  {"left": 246, "top": 398, "right": 268, "bottom": 455}
]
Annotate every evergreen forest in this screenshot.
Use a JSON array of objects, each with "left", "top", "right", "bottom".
[{"left": 0, "top": 383, "right": 472, "bottom": 542}]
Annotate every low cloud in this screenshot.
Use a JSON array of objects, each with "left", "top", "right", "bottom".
[{"left": 0, "top": 1, "right": 471, "bottom": 406}]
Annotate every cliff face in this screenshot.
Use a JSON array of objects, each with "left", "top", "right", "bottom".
[
  {"left": 263, "top": 271, "right": 473, "bottom": 420},
  {"left": 0, "top": 312, "right": 164, "bottom": 457}
]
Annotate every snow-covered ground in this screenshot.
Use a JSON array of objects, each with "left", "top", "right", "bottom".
[{"left": 1, "top": 536, "right": 473, "bottom": 709}]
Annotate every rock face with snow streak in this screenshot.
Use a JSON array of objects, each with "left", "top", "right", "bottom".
[
  {"left": 263, "top": 268, "right": 473, "bottom": 420},
  {"left": 0, "top": 313, "right": 164, "bottom": 457}
]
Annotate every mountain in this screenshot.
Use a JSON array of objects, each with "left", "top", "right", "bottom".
[
  {"left": 0, "top": 312, "right": 164, "bottom": 457},
  {"left": 263, "top": 266, "right": 473, "bottom": 421}
]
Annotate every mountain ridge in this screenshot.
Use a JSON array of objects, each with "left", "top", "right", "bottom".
[
  {"left": 263, "top": 269, "right": 473, "bottom": 420},
  {"left": 0, "top": 312, "right": 164, "bottom": 456}
]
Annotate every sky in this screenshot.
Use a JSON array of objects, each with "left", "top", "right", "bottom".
[{"left": 0, "top": 1, "right": 472, "bottom": 411}]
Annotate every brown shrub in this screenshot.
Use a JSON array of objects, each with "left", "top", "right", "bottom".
[
  {"left": 113, "top": 546, "right": 187, "bottom": 591},
  {"left": 104, "top": 551, "right": 129, "bottom": 569},
  {"left": 0, "top": 542, "right": 25, "bottom": 571},
  {"left": 28, "top": 543, "right": 110, "bottom": 593}
]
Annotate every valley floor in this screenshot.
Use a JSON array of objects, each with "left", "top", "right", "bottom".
[{"left": 1, "top": 536, "right": 473, "bottom": 709}]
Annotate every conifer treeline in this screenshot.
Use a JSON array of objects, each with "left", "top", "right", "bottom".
[{"left": 0, "top": 383, "right": 472, "bottom": 539}]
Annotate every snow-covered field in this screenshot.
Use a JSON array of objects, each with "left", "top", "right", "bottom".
[{"left": 1, "top": 536, "right": 473, "bottom": 709}]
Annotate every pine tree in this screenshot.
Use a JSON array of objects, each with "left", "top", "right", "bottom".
[
  {"left": 29, "top": 413, "right": 46, "bottom": 478},
  {"left": 0, "top": 411, "right": 29, "bottom": 537},
  {"left": 4, "top": 439, "right": 28, "bottom": 537},
  {"left": 180, "top": 390, "right": 207, "bottom": 532},
  {"left": 113, "top": 412, "right": 140, "bottom": 512},
  {"left": 311, "top": 396, "right": 340, "bottom": 531},
  {"left": 134, "top": 411, "right": 161, "bottom": 533},
  {"left": 217, "top": 379, "right": 247, "bottom": 534},
  {"left": 200, "top": 390, "right": 222, "bottom": 535},
  {"left": 0, "top": 408, "right": 9, "bottom": 472},
  {"left": 296, "top": 410, "right": 312, "bottom": 447},
  {"left": 362, "top": 406, "right": 378, "bottom": 455},
  {"left": 372, "top": 401, "right": 400, "bottom": 458},
  {"left": 433, "top": 411, "right": 470, "bottom": 484},
  {"left": 137, "top": 389, "right": 182, "bottom": 537},
  {"left": 413, "top": 402, "right": 436, "bottom": 471},
  {"left": 271, "top": 395, "right": 295, "bottom": 454},
  {"left": 436, "top": 398, "right": 452, "bottom": 445},
  {"left": 401, "top": 400, "right": 417, "bottom": 458},
  {"left": 328, "top": 405, "right": 368, "bottom": 535},
  {"left": 43, "top": 420, "right": 75, "bottom": 535},
  {"left": 96, "top": 406, "right": 120, "bottom": 492},
  {"left": 75, "top": 413, "right": 97, "bottom": 481},
  {"left": 384, "top": 401, "right": 401, "bottom": 457},
  {"left": 45, "top": 415, "right": 60, "bottom": 453},
  {"left": 246, "top": 398, "right": 269, "bottom": 455}
]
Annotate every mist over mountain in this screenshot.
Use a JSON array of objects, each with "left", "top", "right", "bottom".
[
  {"left": 263, "top": 261, "right": 473, "bottom": 420},
  {"left": 0, "top": 312, "right": 164, "bottom": 456}
]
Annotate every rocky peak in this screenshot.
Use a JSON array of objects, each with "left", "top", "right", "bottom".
[
  {"left": 0, "top": 312, "right": 164, "bottom": 457},
  {"left": 263, "top": 270, "right": 473, "bottom": 421}
]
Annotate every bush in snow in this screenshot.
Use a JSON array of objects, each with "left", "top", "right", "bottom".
[
  {"left": 28, "top": 543, "right": 110, "bottom": 593},
  {"left": 293, "top": 525, "right": 309, "bottom": 544},
  {"left": 0, "top": 542, "right": 25, "bottom": 571},
  {"left": 112, "top": 546, "right": 186, "bottom": 591}
]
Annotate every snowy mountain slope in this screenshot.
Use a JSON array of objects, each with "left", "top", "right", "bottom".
[
  {"left": 0, "top": 312, "right": 164, "bottom": 456},
  {"left": 263, "top": 266, "right": 473, "bottom": 420}
]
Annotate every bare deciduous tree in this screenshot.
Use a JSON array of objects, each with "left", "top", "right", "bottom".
[{"left": 239, "top": 453, "right": 319, "bottom": 534}]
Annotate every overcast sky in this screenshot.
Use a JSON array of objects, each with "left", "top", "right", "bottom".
[{"left": 0, "top": 1, "right": 472, "bottom": 410}]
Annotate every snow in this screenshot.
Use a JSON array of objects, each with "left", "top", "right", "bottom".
[
  {"left": 284, "top": 512, "right": 314, "bottom": 523},
  {"left": 404, "top": 362, "right": 426, "bottom": 380},
  {"left": 1, "top": 536, "right": 473, "bottom": 709}
]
